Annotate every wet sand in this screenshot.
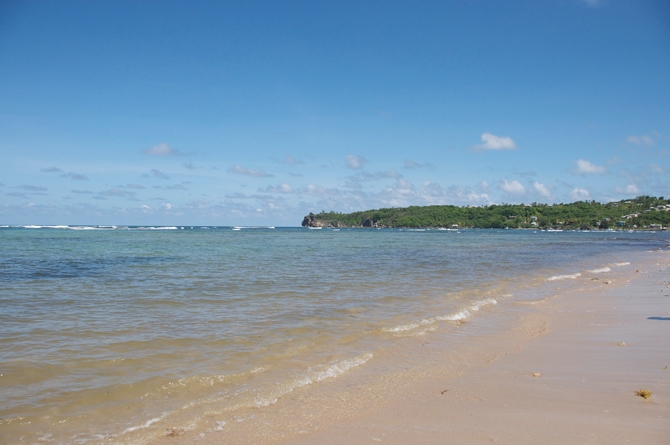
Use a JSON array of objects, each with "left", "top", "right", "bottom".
[{"left": 280, "top": 254, "right": 670, "bottom": 444}]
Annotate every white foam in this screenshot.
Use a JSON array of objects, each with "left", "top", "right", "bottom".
[
  {"left": 213, "top": 421, "right": 226, "bottom": 431},
  {"left": 121, "top": 414, "right": 165, "bottom": 434},
  {"left": 314, "top": 353, "right": 373, "bottom": 382},
  {"left": 384, "top": 298, "right": 498, "bottom": 334},
  {"left": 253, "top": 353, "right": 373, "bottom": 407},
  {"left": 615, "top": 262, "right": 630, "bottom": 266},
  {"left": 547, "top": 273, "right": 581, "bottom": 281},
  {"left": 382, "top": 318, "right": 434, "bottom": 333},
  {"left": 588, "top": 267, "right": 611, "bottom": 274}
]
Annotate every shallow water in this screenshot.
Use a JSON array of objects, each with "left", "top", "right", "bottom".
[{"left": 0, "top": 226, "right": 668, "bottom": 443}]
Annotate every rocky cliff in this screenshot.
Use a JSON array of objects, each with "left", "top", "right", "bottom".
[{"left": 301, "top": 213, "right": 383, "bottom": 228}]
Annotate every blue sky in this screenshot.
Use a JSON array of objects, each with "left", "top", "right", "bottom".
[{"left": 1, "top": 0, "right": 669, "bottom": 225}]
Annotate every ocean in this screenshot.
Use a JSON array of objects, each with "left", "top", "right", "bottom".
[{"left": 1, "top": 226, "right": 668, "bottom": 444}]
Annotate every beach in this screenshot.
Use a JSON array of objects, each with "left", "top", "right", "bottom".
[
  {"left": 176, "top": 249, "right": 670, "bottom": 445},
  {"left": 275, "top": 252, "right": 670, "bottom": 444},
  {"left": 1, "top": 228, "right": 668, "bottom": 444}
]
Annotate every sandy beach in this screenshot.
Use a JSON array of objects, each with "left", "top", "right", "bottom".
[{"left": 260, "top": 253, "right": 669, "bottom": 445}]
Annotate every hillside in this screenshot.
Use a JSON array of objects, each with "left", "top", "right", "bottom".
[{"left": 301, "top": 196, "right": 670, "bottom": 230}]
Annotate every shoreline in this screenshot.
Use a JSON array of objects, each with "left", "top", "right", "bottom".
[
  {"left": 166, "top": 249, "right": 670, "bottom": 445},
  {"left": 274, "top": 251, "right": 670, "bottom": 444}
]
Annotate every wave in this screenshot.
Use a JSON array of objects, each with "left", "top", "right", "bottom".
[
  {"left": 121, "top": 413, "right": 167, "bottom": 435},
  {"left": 587, "top": 267, "right": 611, "bottom": 274},
  {"left": 383, "top": 298, "right": 498, "bottom": 334},
  {"left": 253, "top": 353, "right": 373, "bottom": 407},
  {"left": 615, "top": 262, "right": 630, "bottom": 266},
  {"left": 233, "top": 226, "right": 275, "bottom": 229},
  {"left": 135, "top": 226, "right": 178, "bottom": 230},
  {"left": 547, "top": 272, "right": 581, "bottom": 281}
]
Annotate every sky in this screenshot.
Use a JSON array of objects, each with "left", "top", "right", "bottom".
[{"left": 1, "top": 0, "right": 669, "bottom": 226}]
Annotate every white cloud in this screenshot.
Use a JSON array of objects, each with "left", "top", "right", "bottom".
[
  {"left": 473, "top": 132, "right": 517, "bottom": 151},
  {"left": 532, "top": 182, "right": 552, "bottom": 199},
  {"left": 570, "top": 188, "right": 590, "bottom": 201},
  {"left": 626, "top": 135, "right": 655, "bottom": 146},
  {"left": 228, "top": 165, "right": 274, "bottom": 178},
  {"left": 142, "top": 143, "right": 184, "bottom": 156},
  {"left": 346, "top": 155, "right": 368, "bottom": 170},
  {"left": 574, "top": 159, "right": 607, "bottom": 174},
  {"left": 477, "top": 181, "right": 490, "bottom": 194},
  {"left": 161, "top": 202, "right": 173, "bottom": 210},
  {"left": 499, "top": 180, "right": 526, "bottom": 195},
  {"left": 260, "top": 183, "right": 295, "bottom": 194},
  {"left": 614, "top": 184, "right": 641, "bottom": 195}
]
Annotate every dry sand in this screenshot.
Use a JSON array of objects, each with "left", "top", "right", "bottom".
[{"left": 279, "top": 256, "right": 670, "bottom": 445}]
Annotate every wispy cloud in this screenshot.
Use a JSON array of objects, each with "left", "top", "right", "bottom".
[
  {"left": 143, "top": 169, "right": 170, "bottom": 180},
  {"left": 403, "top": 159, "right": 434, "bottom": 169},
  {"left": 573, "top": 159, "right": 607, "bottom": 174},
  {"left": 473, "top": 132, "right": 517, "bottom": 151},
  {"left": 72, "top": 190, "right": 93, "bottom": 194},
  {"left": 126, "top": 183, "right": 145, "bottom": 189},
  {"left": 259, "top": 183, "right": 295, "bottom": 194},
  {"left": 99, "top": 188, "right": 136, "bottom": 197},
  {"left": 285, "top": 154, "right": 304, "bottom": 166},
  {"left": 61, "top": 172, "right": 89, "bottom": 181},
  {"left": 142, "top": 143, "right": 185, "bottom": 156},
  {"left": 346, "top": 155, "right": 368, "bottom": 170},
  {"left": 499, "top": 180, "right": 525, "bottom": 195},
  {"left": 166, "top": 183, "right": 188, "bottom": 190},
  {"left": 18, "top": 185, "right": 48, "bottom": 191},
  {"left": 183, "top": 162, "right": 196, "bottom": 170},
  {"left": 41, "top": 167, "right": 62, "bottom": 173},
  {"left": 348, "top": 170, "right": 403, "bottom": 183},
  {"left": 626, "top": 134, "right": 655, "bottom": 146},
  {"left": 228, "top": 165, "right": 274, "bottom": 177}
]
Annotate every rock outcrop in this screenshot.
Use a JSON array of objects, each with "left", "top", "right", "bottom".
[
  {"left": 301, "top": 213, "right": 345, "bottom": 228},
  {"left": 301, "top": 213, "right": 383, "bottom": 228}
]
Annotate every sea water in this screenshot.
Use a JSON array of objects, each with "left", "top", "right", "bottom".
[{"left": 0, "top": 226, "right": 668, "bottom": 443}]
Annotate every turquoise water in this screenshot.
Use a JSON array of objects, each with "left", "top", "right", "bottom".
[{"left": 1, "top": 226, "right": 668, "bottom": 443}]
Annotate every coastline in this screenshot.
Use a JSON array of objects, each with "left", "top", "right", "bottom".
[
  {"left": 277, "top": 251, "right": 670, "bottom": 444},
  {"left": 177, "top": 249, "right": 670, "bottom": 445}
]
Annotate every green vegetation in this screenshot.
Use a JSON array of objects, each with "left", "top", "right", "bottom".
[{"left": 304, "top": 196, "right": 670, "bottom": 229}]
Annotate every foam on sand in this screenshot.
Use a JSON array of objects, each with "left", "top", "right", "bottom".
[
  {"left": 588, "top": 267, "right": 611, "bottom": 274},
  {"left": 547, "top": 273, "right": 581, "bottom": 281},
  {"left": 383, "top": 298, "right": 498, "bottom": 334},
  {"left": 253, "top": 353, "right": 373, "bottom": 408}
]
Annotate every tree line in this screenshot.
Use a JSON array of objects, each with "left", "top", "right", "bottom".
[{"left": 304, "top": 196, "right": 670, "bottom": 229}]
